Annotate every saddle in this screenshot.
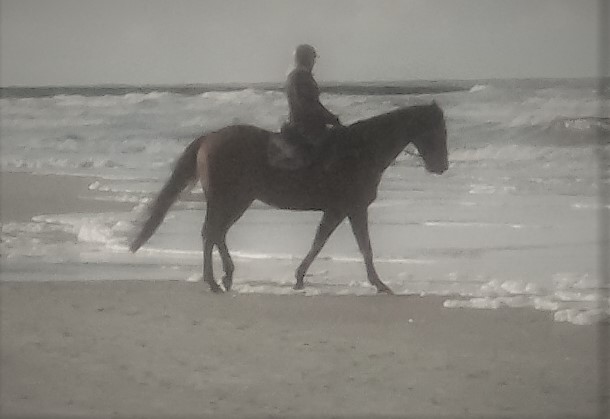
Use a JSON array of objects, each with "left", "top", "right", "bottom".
[{"left": 267, "top": 124, "right": 320, "bottom": 170}]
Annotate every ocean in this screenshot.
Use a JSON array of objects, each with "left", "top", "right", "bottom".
[{"left": 1, "top": 79, "right": 608, "bottom": 325}]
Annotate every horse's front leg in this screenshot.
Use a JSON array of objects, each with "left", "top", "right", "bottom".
[
  {"left": 348, "top": 207, "right": 393, "bottom": 294},
  {"left": 295, "top": 210, "right": 345, "bottom": 290}
]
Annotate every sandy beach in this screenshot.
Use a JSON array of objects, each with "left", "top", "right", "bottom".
[{"left": 0, "top": 172, "right": 604, "bottom": 418}]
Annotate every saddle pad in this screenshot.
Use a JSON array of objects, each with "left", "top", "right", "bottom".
[{"left": 267, "top": 134, "right": 310, "bottom": 170}]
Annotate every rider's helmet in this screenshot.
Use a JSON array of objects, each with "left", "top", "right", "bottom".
[{"left": 295, "top": 44, "right": 317, "bottom": 69}]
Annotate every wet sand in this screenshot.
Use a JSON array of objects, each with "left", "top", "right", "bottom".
[
  {"left": 1, "top": 172, "right": 134, "bottom": 222},
  {"left": 0, "top": 172, "right": 603, "bottom": 418}
]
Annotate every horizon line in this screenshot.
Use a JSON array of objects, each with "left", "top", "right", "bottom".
[{"left": 0, "top": 76, "right": 604, "bottom": 90}]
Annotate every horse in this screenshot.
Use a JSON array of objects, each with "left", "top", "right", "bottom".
[{"left": 130, "top": 101, "right": 448, "bottom": 294}]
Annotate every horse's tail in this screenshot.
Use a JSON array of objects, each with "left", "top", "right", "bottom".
[{"left": 129, "top": 136, "right": 203, "bottom": 253}]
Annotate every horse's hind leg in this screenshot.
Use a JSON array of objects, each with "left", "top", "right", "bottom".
[
  {"left": 217, "top": 240, "right": 234, "bottom": 291},
  {"left": 201, "top": 204, "right": 223, "bottom": 293},
  {"left": 202, "top": 197, "right": 251, "bottom": 293},
  {"left": 348, "top": 207, "right": 393, "bottom": 294},
  {"left": 216, "top": 198, "right": 252, "bottom": 291},
  {"left": 295, "top": 210, "right": 344, "bottom": 290},
  {"left": 202, "top": 194, "right": 252, "bottom": 292}
]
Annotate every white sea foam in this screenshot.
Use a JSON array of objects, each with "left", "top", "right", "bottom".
[
  {"left": 554, "top": 309, "right": 608, "bottom": 326},
  {"left": 571, "top": 202, "right": 610, "bottom": 210},
  {"left": 423, "top": 221, "right": 525, "bottom": 229},
  {"left": 441, "top": 275, "right": 607, "bottom": 325},
  {"left": 330, "top": 255, "right": 435, "bottom": 265},
  {"left": 469, "top": 84, "right": 488, "bottom": 93},
  {"left": 186, "top": 273, "right": 203, "bottom": 283}
]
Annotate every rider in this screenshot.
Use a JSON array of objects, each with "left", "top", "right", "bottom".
[{"left": 283, "top": 44, "right": 343, "bottom": 144}]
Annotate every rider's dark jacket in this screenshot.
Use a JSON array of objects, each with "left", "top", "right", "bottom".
[{"left": 285, "top": 66, "right": 340, "bottom": 139}]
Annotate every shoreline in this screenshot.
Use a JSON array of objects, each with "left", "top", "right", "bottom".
[{"left": 0, "top": 171, "right": 604, "bottom": 322}]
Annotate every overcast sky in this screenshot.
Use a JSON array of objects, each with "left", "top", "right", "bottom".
[{"left": 0, "top": 0, "right": 605, "bottom": 86}]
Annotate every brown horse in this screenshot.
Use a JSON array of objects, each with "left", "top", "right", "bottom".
[{"left": 130, "top": 101, "right": 448, "bottom": 294}]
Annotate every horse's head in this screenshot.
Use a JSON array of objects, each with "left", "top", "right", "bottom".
[{"left": 411, "top": 101, "right": 448, "bottom": 175}]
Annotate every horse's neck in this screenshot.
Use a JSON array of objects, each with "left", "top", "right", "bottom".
[{"left": 350, "top": 111, "right": 424, "bottom": 171}]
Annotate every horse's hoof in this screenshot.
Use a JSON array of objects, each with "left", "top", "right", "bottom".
[
  {"left": 207, "top": 281, "right": 223, "bottom": 294},
  {"left": 222, "top": 276, "right": 232, "bottom": 292},
  {"left": 377, "top": 286, "right": 394, "bottom": 295}
]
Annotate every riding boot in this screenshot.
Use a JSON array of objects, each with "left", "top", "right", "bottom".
[{"left": 321, "top": 126, "right": 346, "bottom": 171}]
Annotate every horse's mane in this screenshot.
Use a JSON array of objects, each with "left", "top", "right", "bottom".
[
  {"left": 325, "top": 102, "right": 443, "bottom": 155},
  {"left": 348, "top": 102, "right": 443, "bottom": 134}
]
